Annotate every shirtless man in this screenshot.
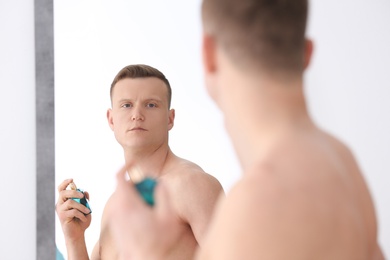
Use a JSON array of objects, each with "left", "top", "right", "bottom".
[
  {"left": 106, "top": 0, "right": 385, "bottom": 259},
  {"left": 56, "top": 64, "right": 223, "bottom": 259}
]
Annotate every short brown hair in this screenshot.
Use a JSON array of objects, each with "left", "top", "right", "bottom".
[
  {"left": 110, "top": 64, "right": 172, "bottom": 108},
  {"left": 202, "top": 0, "right": 308, "bottom": 75}
]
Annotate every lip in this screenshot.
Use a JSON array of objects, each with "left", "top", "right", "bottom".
[{"left": 129, "top": 127, "right": 147, "bottom": 131}]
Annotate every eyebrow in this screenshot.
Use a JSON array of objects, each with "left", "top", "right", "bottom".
[
  {"left": 116, "top": 98, "right": 163, "bottom": 104},
  {"left": 117, "top": 98, "right": 133, "bottom": 104},
  {"left": 144, "top": 98, "right": 162, "bottom": 103}
]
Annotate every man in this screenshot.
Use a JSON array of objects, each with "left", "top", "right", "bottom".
[
  {"left": 56, "top": 64, "right": 223, "bottom": 259},
  {"left": 107, "top": 0, "right": 385, "bottom": 259}
]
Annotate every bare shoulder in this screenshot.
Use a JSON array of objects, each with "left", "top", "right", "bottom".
[
  {"left": 162, "top": 156, "right": 224, "bottom": 243},
  {"left": 163, "top": 156, "right": 224, "bottom": 198},
  {"left": 200, "top": 163, "right": 371, "bottom": 259},
  {"left": 163, "top": 155, "right": 224, "bottom": 210}
]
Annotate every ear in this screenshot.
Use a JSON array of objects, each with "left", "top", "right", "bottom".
[
  {"left": 168, "top": 109, "right": 175, "bottom": 131},
  {"left": 304, "top": 38, "right": 314, "bottom": 70},
  {"left": 202, "top": 33, "right": 217, "bottom": 74},
  {"left": 107, "top": 108, "right": 115, "bottom": 131},
  {"left": 202, "top": 33, "right": 220, "bottom": 101}
]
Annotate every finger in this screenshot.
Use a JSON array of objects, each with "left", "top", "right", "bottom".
[
  {"left": 64, "top": 209, "right": 88, "bottom": 222},
  {"left": 61, "top": 198, "right": 92, "bottom": 215},
  {"left": 58, "top": 190, "right": 85, "bottom": 204},
  {"left": 57, "top": 178, "right": 74, "bottom": 192}
]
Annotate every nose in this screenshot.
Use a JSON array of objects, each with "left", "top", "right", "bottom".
[
  {"left": 132, "top": 115, "right": 144, "bottom": 121},
  {"left": 131, "top": 107, "right": 144, "bottom": 121}
]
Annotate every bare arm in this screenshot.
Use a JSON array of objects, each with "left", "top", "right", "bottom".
[
  {"left": 56, "top": 179, "right": 92, "bottom": 260},
  {"left": 65, "top": 236, "right": 90, "bottom": 260}
]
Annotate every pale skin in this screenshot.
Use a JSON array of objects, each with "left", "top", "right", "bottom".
[
  {"left": 56, "top": 77, "right": 223, "bottom": 260},
  {"left": 105, "top": 29, "right": 385, "bottom": 260}
]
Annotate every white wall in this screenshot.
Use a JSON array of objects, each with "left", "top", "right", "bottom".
[
  {"left": 0, "top": 0, "right": 36, "bottom": 259},
  {"left": 306, "top": 0, "right": 390, "bottom": 254},
  {"left": 55, "top": 0, "right": 390, "bottom": 257}
]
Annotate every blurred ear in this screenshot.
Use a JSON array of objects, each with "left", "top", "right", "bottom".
[
  {"left": 202, "top": 33, "right": 220, "bottom": 101},
  {"left": 202, "top": 33, "right": 217, "bottom": 74},
  {"left": 168, "top": 109, "right": 175, "bottom": 131},
  {"left": 304, "top": 38, "right": 314, "bottom": 70},
  {"left": 107, "top": 108, "right": 115, "bottom": 131}
]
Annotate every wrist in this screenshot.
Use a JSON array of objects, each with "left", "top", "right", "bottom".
[
  {"left": 65, "top": 233, "right": 86, "bottom": 246},
  {"left": 65, "top": 236, "right": 89, "bottom": 260}
]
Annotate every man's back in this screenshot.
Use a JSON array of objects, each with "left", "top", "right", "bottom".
[
  {"left": 199, "top": 126, "right": 380, "bottom": 259},
  {"left": 93, "top": 151, "right": 223, "bottom": 260}
]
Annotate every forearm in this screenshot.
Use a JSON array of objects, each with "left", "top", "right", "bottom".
[{"left": 65, "top": 236, "right": 90, "bottom": 260}]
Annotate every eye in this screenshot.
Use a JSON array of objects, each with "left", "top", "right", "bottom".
[
  {"left": 121, "top": 103, "right": 132, "bottom": 108},
  {"left": 146, "top": 103, "right": 157, "bottom": 108}
]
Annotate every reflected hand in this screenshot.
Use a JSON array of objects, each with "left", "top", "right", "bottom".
[
  {"left": 108, "top": 165, "right": 182, "bottom": 259},
  {"left": 55, "top": 179, "right": 92, "bottom": 242}
]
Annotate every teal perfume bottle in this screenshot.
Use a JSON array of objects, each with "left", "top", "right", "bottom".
[
  {"left": 128, "top": 167, "right": 157, "bottom": 207},
  {"left": 69, "top": 182, "right": 92, "bottom": 215},
  {"left": 135, "top": 178, "right": 157, "bottom": 206},
  {"left": 72, "top": 188, "right": 92, "bottom": 214}
]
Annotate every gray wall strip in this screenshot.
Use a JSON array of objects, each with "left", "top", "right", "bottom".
[{"left": 35, "top": 0, "right": 55, "bottom": 259}]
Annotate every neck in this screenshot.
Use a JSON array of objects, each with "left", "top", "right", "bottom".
[
  {"left": 123, "top": 144, "right": 173, "bottom": 178},
  {"left": 219, "top": 64, "right": 313, "bottom": 172}
]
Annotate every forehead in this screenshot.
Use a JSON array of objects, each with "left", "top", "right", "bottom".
[{"left": 112, "top": 77, "right": 168, "bottom": 101}]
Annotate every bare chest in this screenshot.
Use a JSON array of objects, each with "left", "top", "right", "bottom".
[{"left": 98, "top": 218, "right": 198, "bottom": 260}]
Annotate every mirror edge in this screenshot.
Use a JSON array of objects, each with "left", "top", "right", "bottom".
[{"left": 35, "top": 0, "right": 55, "bottom": 259}]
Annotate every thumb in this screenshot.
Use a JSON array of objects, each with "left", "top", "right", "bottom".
[{"left": 84, "top": 191, "right": 90, "bottom": 201}]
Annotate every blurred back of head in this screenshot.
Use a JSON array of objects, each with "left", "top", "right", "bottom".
[{"left": 202, "top": 0, "right": 308, "bottom": 76}]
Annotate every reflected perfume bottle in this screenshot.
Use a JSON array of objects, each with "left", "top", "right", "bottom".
[{"left": 68, "top": 181, "right": 92, "bottom": 215}]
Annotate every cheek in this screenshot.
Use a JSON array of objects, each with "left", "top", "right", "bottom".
[
  {"left": 149, "top": 114, "right": 168, "bottom": 127},
  {"left": 113, "top": 115, "right": 129, "bottom": 132}
]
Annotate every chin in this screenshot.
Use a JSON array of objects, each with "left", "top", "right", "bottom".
[{"left": 124, "top": 141, "right": 150, "bottom": 150}]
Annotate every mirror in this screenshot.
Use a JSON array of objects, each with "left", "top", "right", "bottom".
[
  {"left": 54, "top": 0, "right": 240, "bottom": 257},
  {"left": 55, "top": 0, "right": 390, "bottom": 258}
]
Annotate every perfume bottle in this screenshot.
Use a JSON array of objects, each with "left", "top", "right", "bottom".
[
  {"left": 68, "top": 182, "right": 92, "bottom": 215},
  {"left": 128, "top": 167, "right": 157, "bottom": 206}
]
